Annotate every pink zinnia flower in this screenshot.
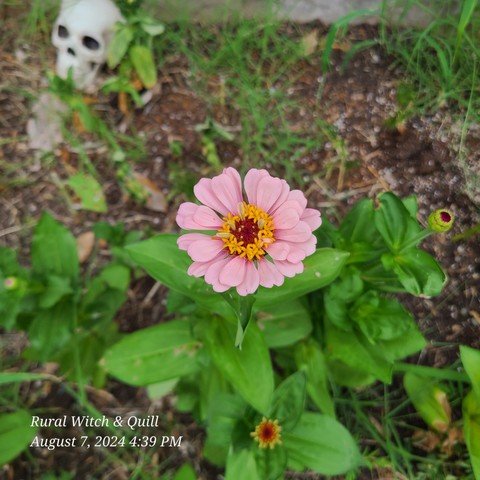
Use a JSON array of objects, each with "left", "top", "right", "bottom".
[{"left": 176, "top": 167, "right": 321, "bottom": 296}]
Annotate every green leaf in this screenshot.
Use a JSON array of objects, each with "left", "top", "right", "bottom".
[
  {"left": 0, "top": 260, "right": 27, "bottom": 330},
  {"left": 102, "top": 319, "right": 200, "bottom": 386},
  {"left": 0, "top": 410, "right": 37, "bottom": 466},
  {"left": 254, "top": 445, "right": 287, "bottom": 480},
  {"left": 382, "top": 249, "right": 446, "bottom": 297},
  {"left": 350, "top": 291, "right": 412, "bottom": 342},
  {"left": 56, "top": 330, "right": 109, "bottom": 385},
  {"left": 324, "top": 267, "right": 364, "bottom": 330},
  {"left": 402, "top": 195, "right": 419, "bottom": 219},
  {"left": 294, "top": 340, "right": 335, "bottom": 416},
  {"left": 125, "top": 235, "right": 230, "bottom": 315},
  {"left": 140, "top": 18, "right": 165, "bottom": 36},
  {"left": 460, "top": 346, "right": 480, "bottom": 400},
  {"left": 81, "top": 265, "right": 129, "bottom": 328},
  {"left": 38, "top": 275, "right": 73, "bottom": 309},
  {"left": 324, "top": 319, "right": 393, "bottom": 384},
  {"left": 374, "top": 318, "right": 426, "bottom": 362},
  {"left": 0, "top": 247, "right": 21, "bottom": 275},
  {"left": 463, "top": 390, "right": 480, "bottom": 480},
  {"left": 374, "top": 192, "right": 422, "bottom": 252},
  {"left": 130, "top": 45, "right": 157, "bottom": 88},
  {"left": 67, "top": 173, "right": 107, "bottom": 213},
  {"left": 204, "top": 319, "right": 274, "bottom": 414},
  {"left": 197, "top": 362, "right": 230, "bottom": 422},
  {"left": 255, "top": 299, "right": 312, "bottom": 348},
  {"left": 204, "top": 393, "right": 247, "bottom": 466},
  {"left": 338, "top": 198, "right": 386, "bottom": 263},
  {"left": 173, "top": 464, "right": 196, "bottom": 480},
  {"left": 27, "top": 299, "right": 75, "bottom": 360},
  {"left": 269, "top": 372, "right": 306, "bottom": 431},
  {"left": 283, "top": 412, "right": 362, "bottom": 475},
  {"left": 339, "top": 198, "right": 376, "bottom": 243},
  {"left": 96, "top": 264, "right": 131, "bottom": 292},
  {"left": 328, "top": 360, "right": 375, "bottom": 388},
  {"left": 0, "top": 372, "right": 54, "bottom": 385},
  {"left": 454, "top": 0, "right": 478, "bottom": 61},
  {"left": 107, "top": 25, "right": 134, "bottom": 68},
  {"left": 404, "top": 373, "right": 451, "bottom": 432},
  {"left": 255, "top": 248, "right": 349, "bottom": 307},
  {"left": 225, "top": 449, "right": 261, "bottom": 480},
  {"left": 31, "top": 212, "right": 79, "bottom": 282}
]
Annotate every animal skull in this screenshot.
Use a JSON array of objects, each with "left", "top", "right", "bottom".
[{"left": 52, "top": 0, "right": 123, "bottom": 89}]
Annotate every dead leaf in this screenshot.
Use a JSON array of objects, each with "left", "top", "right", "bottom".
[
  {"left": 301, "top": 29, "right": 319, "bottom": 56},
  {"left": 368, "top": 415, "right": 384, "bottom": 436},
  {"left": 374, "top": 467, "right": 409, "bottom": 480},
  {"left": 441, "top": 426, "right": 464, "bottom": 456},
  {"left": 76, "top": 231, "right": 95, "bottom": 263},
  {"left": 470, "top": 310, "right": 480, "bottom": 325},
  {"left": 133, "top": 173, "right": 167, "bottom": 212},
  {"left": 412, "top": 429, "right": 441, "bottom": 452},
  {"left": 27, "top": 92, "right": 69, "bottom": 151}
]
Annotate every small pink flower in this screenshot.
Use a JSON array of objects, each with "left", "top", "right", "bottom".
[{"left": 176, "top": 167, "right": 321, "bottom": 296}]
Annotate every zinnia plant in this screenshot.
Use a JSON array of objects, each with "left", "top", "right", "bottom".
[
  {"left": 101, "top": 173, "right": 462, "bottom": 480},
  {"left": 176, "top": 167, "right": 321, "bottom": 295}
]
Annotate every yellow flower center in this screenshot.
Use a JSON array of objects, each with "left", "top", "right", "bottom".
[
  {"left": 251, "top": 417, "right": 282, "bottom": 449},
  {"left": 215, "top": 202, "right": 275, "bottom": 261}
]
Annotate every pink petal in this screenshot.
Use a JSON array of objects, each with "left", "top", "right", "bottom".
[
  {"left": 286, "top": 190, "right": 307, "bottom": 211},
  {"left": 187, "top": 256, "right": 223, "bottom": 277},
  {"left": 273, "top": 208, "right": 300, "bottom": 230},
  {"left": 193, "top": 205, "right": 223, "bottom": 229},
  {"left": 274, "top": 260, "right": 304, "bottom": 277},
  {"left": 187, "top": 238, "right": 225, "bottom": 262},
  {"left": 223, "top": 167, "right": 243, "bottom": 201},
  {"left": 194, "top": 178, "right": 230, "bottom": 216},
  {"left": 212, "top": 173, "right": 244, "bottom": 214},
  {"left": 205, "top": 258, "right": 231, "bottom": 292},
  {"left": 212, "top": 282, "right": 231, "bottom": 293},
  {"left": 236, "top": 261, "right": 260, "bottom": 296},
  {"left": 275, "top": 199, "right": 304, "bottom": 217},
  {"left": 266, "top": 241, "right": 290, "bottom": 261},
  {"left": 258, "top": 258, "right": 284, "bottom": 288},
  {"left": 276, "top": 221, "right": 312, "bottom": 243},
  {"left": 176, "top": 202, "right": 197, "bottom": 229},
  {"left": 301, "top": 208, "right": 322, "bottom": 231},
  {"left": 268, "top": 179, "right": 291, "bottom": 214},
  {"left": 219, "top": 255, "right": 247, "bottom": 287},
  {"left": 286, "top": 236, "right": 317, "bottom": 263},
  {"left": 178, "top": 233, "right": 211, "bottom": 251},
  {"left": 244, "top": 169, "right": 269, "bottom": 205},
  {"left": 177, "top": 203, "right": 222, "bottom": 230},
  {"left": 256, "top": 176, "right": 285, "bottom": 213}
]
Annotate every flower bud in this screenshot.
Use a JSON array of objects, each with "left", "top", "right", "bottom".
[
  {"left": 3, "top": 276, "right": 20, "bottom": 290},
  {"left": 428, "top": 209, "right": 454, "bottom": 233}
]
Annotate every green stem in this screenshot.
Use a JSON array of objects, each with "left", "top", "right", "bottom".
[
  {"left": 453, "top": 223, "right": 480, "bottom": 241},
  {"left": 72, "top": 304, "right": 87, "bottom": 406},
  {"left": 221, "top": 291, "right": 256, "bottom": 348},
  {"left": 393, "top": 363, "right": 470, "bottom": 383}
]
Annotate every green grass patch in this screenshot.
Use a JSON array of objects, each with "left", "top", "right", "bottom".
[{"left": 156, "top": 17, "right": 325, "bottom": 182}]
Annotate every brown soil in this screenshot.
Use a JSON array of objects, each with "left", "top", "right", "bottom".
[{"left": 1, "top": 10, "right": 479, "bottom": 480}]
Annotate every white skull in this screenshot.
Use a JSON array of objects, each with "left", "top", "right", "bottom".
[{"left": 52, "top": 0, "right": 123, "bottom": 89}]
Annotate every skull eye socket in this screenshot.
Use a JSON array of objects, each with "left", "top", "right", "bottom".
[
  {"left": 58, "top": 25, "right": 69, "bottom": 38},
  {"left": 82, "top": 36, "right": 100, "bottom": 50}
]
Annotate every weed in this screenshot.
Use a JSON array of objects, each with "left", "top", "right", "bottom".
[
  {"left": 155, "top": 16, "right": 326, "bottom": 183},
  {"left": 378, "top": 0, "right": 480, "bottom": 119}
]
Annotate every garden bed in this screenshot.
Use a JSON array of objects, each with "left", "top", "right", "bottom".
[{"left": 1, "top": 5, "right": 479, "bottom": 479}]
